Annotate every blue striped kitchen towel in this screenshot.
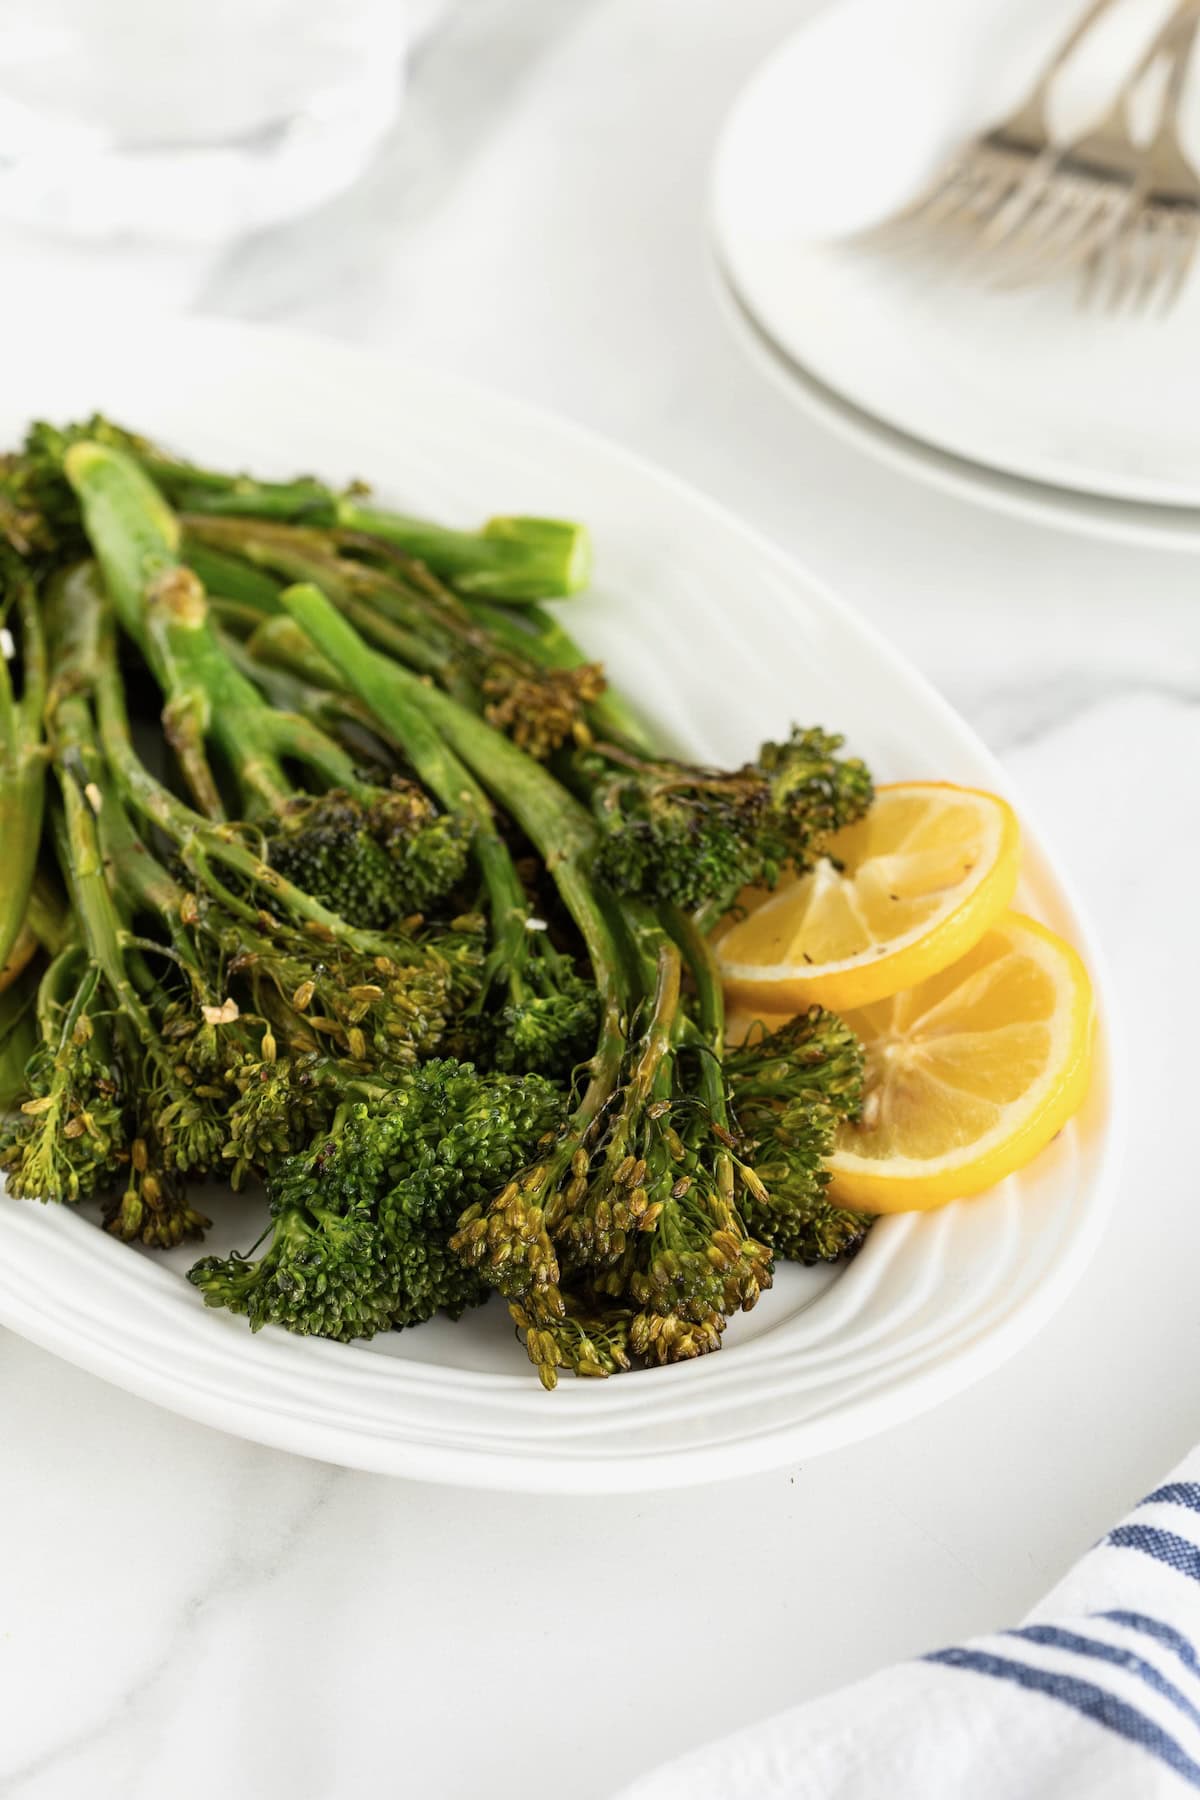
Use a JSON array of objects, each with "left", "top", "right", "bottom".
[{"left": 617, "top": 1454, "right": 1200, "bottom": 1798}]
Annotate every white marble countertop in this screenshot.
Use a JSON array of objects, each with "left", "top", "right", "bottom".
[{"left": 3, "top": 3, "right": 1199, "bottom": 1795}]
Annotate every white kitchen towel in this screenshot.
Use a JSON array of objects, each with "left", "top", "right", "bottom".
[{"left": 618, "top": 1451, "right": 1200, "bottom": 1798}]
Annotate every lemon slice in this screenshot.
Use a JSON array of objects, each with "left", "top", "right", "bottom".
[
  {"left": 826, "top": 912, "right": 1094, "bottom": 1212},
  {"left": 714, "top": 782, "right": 1020, "bottom": 1012}
]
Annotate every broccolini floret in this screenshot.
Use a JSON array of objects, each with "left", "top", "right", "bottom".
[
  {"left": 0, "top": 952, "right": 123, "bottom": 1205},
  {"left": 265, "top": 784, "right": 469, "bottom": 932},
  {"left": 190, "top": 1059, "right": 566, "bottom": 1339},
  {"left": 725, "top": 1009, "right": 870, "bottom": 1265},
  {"left": 576, "top": 728, "right": 873, "bottom": 914}
]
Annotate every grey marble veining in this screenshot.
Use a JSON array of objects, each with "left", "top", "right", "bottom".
[{"left": 0, "top": 3, "right": 1197, "bottom": 1797}]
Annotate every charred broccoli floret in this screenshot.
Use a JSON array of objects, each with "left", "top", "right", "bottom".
[
  {"left": 0, "top": 952, "right": 124, "bottom": 1205},
  {"left": 189, "top": 1199, "right": 406, "bottom": 1342},
  {"left": 189, "top": 1059, "right": 566, "bottom": 1339},
  {"left": 265, "top": 783, "right": 469, "bottom": 929},
  {"left": 725, "top": 1008, "right": 870, "bottom": 1264},
  {"left": 452, "top": 929, "right": 772, "bottom": 1388},
  {"left": 578, "top": 728, "right": 873, "bottom": 913}
]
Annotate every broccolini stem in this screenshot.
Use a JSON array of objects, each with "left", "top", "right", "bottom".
[
  {"left": 274, "top": 584, "right": 450, "bottom": 685},
  {"left": 136, "top": 444, "right": 591, "bottom": 599},
  {"left": 661, "top": 901, "right": 735, "bottom": 1205},
  {"left": 62, "top": 442, "right": 226, "bottom": 817},
  {"left": 55, "top": 565, "right": 416, "bottom": 968},
  {"left": 215, "top": 624, "right": 382, "bottom": 751},
  {"left": 183, "top": 515, "right": 608, "bottom": 760},
  {"left": 239, "top": 614, "right": 344, "bottom": 691},
  {"left": 183, "top": 540, "right": 284, "bottom": 613},
  {"left": 63, "top": 446, "right": 373, "bottom": 822},
  {"left": 461, "top": 594, "right": 652, "bottom": 752},
  {"left": 270, "top": 580, "right": 531, "bottom": 979},
  {"left": 207, "top": 598, "right": 276, "bottom": 639},
  {"left": 0, "top": 961, "right": 40, "bottom": 1109},
  {"left": 565, "top": 935, "right": 680, "bottom": 1196},
  {"left": 277, "top": 581, "right": 612, "bottom": 972},
  {"left": 0, "top": 572, "right": 49, "bottom": 975},
  {"left": 276, "top": 580, "right": 629, "bottom": 1122},
  {"left": 661, "top": 902, "right": 726, "bottom": 1065},
  {"left": 42, "top": 600, "right": 175, "bottom": 1036},
  {"left": 185, "top": 516, "right": 473, "bottom": 692},
  {"left": 0, "top": 921, "right": 39, "bottom": 995},
  {"left": 48, "top": 760, "right": 163, "bottom": 1067},
  {"left": 24, "top": 866, "right": 73, "bottom": 958},
  {"left": 336, "top": 503, "right": 592, "bottom": 602},
  {"left": 0, "top": 845, "right": 66, "bottom": 993}
]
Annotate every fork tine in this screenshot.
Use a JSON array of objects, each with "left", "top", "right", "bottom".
[
  {"left": 1130, "top": 210, "right": 1172, "bottom": 314},
  {"left": 1076, "top": 209, "right": 1127, "bottom": 309},
  {"left": 990, "top": 185, "right": 1091, "bottom": 281},
  {"left": 876, "top": 160, "right": 1017, "bottom": 259},
  {"left": 1121, "top": 216, "right": 1160, "bottom": 311},
  {"left": 1097, "top": 213, "right": 1146, "bottom": 312},
  {"left": 916, "top": 164, "right": 1009, "bottom": 236},
  {"left": 955, "top": 159, "right": 1066, "bottom": 266},
  {"left": 1076, "top": 215, "right": 1132, "bottom": 309},
  {"left": 1146, "top": 210, "right": 1195, "bottom": 313},
  {"left": 858, "top": 0, "right": 1129, "bottom": 253},
  {"left": 938, "top": 166, "right": 1026, "bottom": 245},
  {"left": 1158, "top": 212, "right": 1200, "bottom": 310},
  {"left": 860, "top": 0, "right": 1200, "bottom": 307},
  {"left": 991, "top": 183, "right": 1123, "bottom": 288},
  {"left": 964, "top": 150, "right": 1062, "bottom": 257},
  {"left": 857, "top": 165, "right": 973, "bottom": 248},
  {"left": 1077, "top": 243, "right": 1104, "bottom": 309},
  {"left": 945, "top": 154, "right": 1084, "bottom": 281},
  {"left": 1040, "top": 180, "right": 1145, "bottom": 282}
]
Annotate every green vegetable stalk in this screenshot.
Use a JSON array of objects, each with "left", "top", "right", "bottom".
[
  {"left": 64, "top": 443, "right": 471, "bottom": 931},
  {"left": 0, "top": 571, "right": 48, "bottom": 975},
  {"left": 183, "top": 511, "right": 604, "bottom": 758},
  {"left": 35, "top": 415, "right": 592, "bottom": 601}
]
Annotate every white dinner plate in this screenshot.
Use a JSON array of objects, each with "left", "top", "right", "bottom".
[
  {"left": 711, "top": 0, "right": 1200, "bottom": 539},
  {"left": 0, "top": 316, "right": 1120, "bottom": 1492}
]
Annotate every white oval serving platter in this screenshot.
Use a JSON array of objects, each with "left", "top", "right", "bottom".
[{"left": 0, "top": 316, "right": 1121, "bottom": 1491}]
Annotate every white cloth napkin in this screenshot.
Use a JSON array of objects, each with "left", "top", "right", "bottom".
[{"left": 618, "top": 1451, "right": 1200, "bottom": 1799}]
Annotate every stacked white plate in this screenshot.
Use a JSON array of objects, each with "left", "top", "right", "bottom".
[{"left": 711, "top": 0, "right": 1200, "bottom": 547}]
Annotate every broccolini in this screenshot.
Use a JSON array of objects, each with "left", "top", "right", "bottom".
[{"left": 0, "top": 419, "right": 875, "bottom": 1382}]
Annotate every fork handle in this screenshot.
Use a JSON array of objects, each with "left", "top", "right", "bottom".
[
  {"left": 1070, "top": 0, "right": 1200, "bottom": 145},
  {"left": 1150, "top": 1, "right": 1200, "bottom": 151},
  {"left": 1115, "top": 0, "right": 1200, "bottom": 106},
  {"left": 1019, "top": 0, "right": 1127, "bottom": 128}
]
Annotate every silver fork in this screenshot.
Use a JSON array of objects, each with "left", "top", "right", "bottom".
[
  {"left": 863, "top": 0, "right": 1122, "bottom": 250},
  {"left": 984, "top": 0, "right": 1200, "bottom": 297},
  {"left": 1080, "top": 2, "right": 1200, "bottom": 311}
]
